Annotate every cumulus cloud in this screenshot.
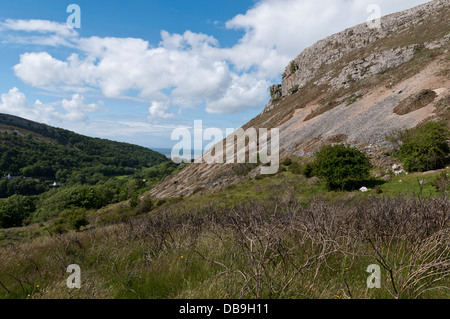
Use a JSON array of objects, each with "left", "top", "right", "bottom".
[
  {"left": 0, "top": 87, "right": 60, "bottom": 123},
  {"left": 61, "top": 94, "right": 100, "bottom": 122},
  {"left": 0, "top": 87, "right": 99, "bottom": 124},
  {"left": 148, "top": 101, "right": 174, "bottom": 119},
  {"left": 3, "top": 0, "right": 429, "bottom": 118},
  {"left": 13, "top": 52, "right": 77, "bottom": 88}
]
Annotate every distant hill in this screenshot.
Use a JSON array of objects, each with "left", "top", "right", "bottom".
[{"left": 0, "top": 113, "right": 169, "bottom": 196}]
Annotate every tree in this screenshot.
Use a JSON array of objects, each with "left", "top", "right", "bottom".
[
  {"left": 391, "top": 121, "right": 450, "bottom": 172},
  {"left": 310, "top": 144, "right": 371, "bottom": 190},
  {"left": 0, "top": 195, "right": 36, "bottom": 228}
]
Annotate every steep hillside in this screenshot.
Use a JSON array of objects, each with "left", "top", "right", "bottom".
[
  {"left": 0, "top": 113, "right": 169, "bottom": 194},
  {"left": 151, "top": 0, "right": 449, "bottom": 198}
]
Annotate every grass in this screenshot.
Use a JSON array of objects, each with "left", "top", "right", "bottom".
[
  {"left": 0, "top": 161, "right": 448, "bottom": 300},
  {"left": 0, "top": 187, "right": 448, "bottom": 299}
]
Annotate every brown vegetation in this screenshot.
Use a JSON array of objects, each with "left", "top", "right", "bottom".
[
  {"left": 394, "top": 89, "right": 437, "bottom": 115},
  {"left": 0, "top": 193, "right": 448, "bottom": 299}
]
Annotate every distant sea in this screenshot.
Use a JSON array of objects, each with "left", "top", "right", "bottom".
[
  {"left": 152, "top": 148, "right": 173, "bottom": 158},
  {"left": 152, "top": 148, "right": 203, "bottom": 161}
]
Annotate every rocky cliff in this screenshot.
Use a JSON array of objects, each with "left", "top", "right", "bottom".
[
  {"left": 150, "top": 0, "right": 450, "bottom": 198},
  {"left": 274, "top": 0, "right": 449, "bottom": 101}
]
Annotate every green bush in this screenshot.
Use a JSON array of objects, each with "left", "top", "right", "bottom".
[
  {"left": 310, "top": 144, "right": 371, "bottom": 190},
  {"left": 134, "top": 196, "right": 154, "bottom": 215},
  {"left": 0, "top": 195, "right": 36, "bottom": 228},
  {"left": 303, "top": 162, "right": 315, "bottom": 178},
  {"left": 290, "top": 61, "right": 296, "bottom": 74},
  {"left": 392, "top": 121, "right": 449, "bottom": 172},
  {"left": 281, "top": 157, "right": 293, "bottom": 166},
  {"left": 62, "top": 208, "right": 89, "bottom": 231},
  {"left": 289, "top": 161, "right": 303, "bottom": 175}
]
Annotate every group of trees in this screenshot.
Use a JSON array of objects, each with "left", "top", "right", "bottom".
[
  {"left": 0, "top": 161, "right": 179, "bottom": 229},
  {"left": 298, "top": 120, "right": 449, "bottom": 190},
  {"left": 0, "top": 125, "right": 178, "bottom": 228},
  {"left": 0, "top": 130, "right": 168, "bottom": 185}
]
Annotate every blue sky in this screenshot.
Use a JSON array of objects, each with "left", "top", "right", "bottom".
[{"left": 0, "top": 0, "right": 429, "bottom": 150}]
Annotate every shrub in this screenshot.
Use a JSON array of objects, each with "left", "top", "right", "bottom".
[
  {"left": 61, "top": 208, "right": 89, "bottom": 231},
  {"left": 303, "top": 162, "right": 315, "bottom": 178},
  {"left": 289, "top": 161, "right": 303, "bottom": 175},
  {"left": 310, "top": 144, "right": 371, "bottom": 190},
  {"left": 432, "top": 171, "right": 450, "bottom": 192},
  {"left": 290, "top": 61, "right": 296, "bottom": 74},
  {"left": 281, "top": 157, "right": 293, "bottom": 166},
  {"left": 391, "top": 121, "right": 449, "bottom": 172},
  {"left": 134, "top": 196, "right": 154, "bottom": 215},
  {"left": 0, "top": 195, "right": 36, "bottom": 228}
]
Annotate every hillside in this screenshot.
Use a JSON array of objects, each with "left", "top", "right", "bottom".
[
  {"left": 150, "top": 0, "right": 450, "bottom": 198},
  {"left": 0, "top": 113, "right": 169, "bottom": 197},
  {"left": 0, "top": 113, "right": 180, "bottom": 229},
  {"left": 0, "top": 1, "right": 449, "bottom": 301}
]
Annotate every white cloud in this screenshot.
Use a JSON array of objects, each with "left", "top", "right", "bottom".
[
  {"left": 205, "top": 74, "right": 269, "bottom": 114},
  {"left": 0, "top": 87, "right": 60, "bottom": 123},
  {"left": 0, "top": 87, "right": 99, "bottom": 124},
  {"left": 148, "top": 101, "right": 174, "bottom": 119},
  {"left": 0, "top": 19, "right": 78, "bottom": 47},
  {"left": 13, "top": 52, "right": 78, "bottom": 88},
  {"left": 61, "top": 94, "right": 100, "bottom": 122},
  {"left": 0, "top": 19, "right": 77, "bottom": 37},
  {"left": 3, "top": 0, "right": 430, "bottom": 118}
]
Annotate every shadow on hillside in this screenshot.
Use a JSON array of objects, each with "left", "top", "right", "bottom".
[{"left": 344, "top": 178, "right": 386, "bottom": 191}]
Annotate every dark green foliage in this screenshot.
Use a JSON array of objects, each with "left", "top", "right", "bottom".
[
  {"left": 134, "top": 196, "right": 154, "bottom": 215},
  {"left": 0, "top": 161, "right": 178, "bottom": 227},
  {"left": 133, "top": 161, "right": 179, "bottom": 183},
  {"left": 303, "top": 162, "right": 315, "bottom": 178},
  {"left": 391, "top": 121, "right": 450, "bottom": 172},
  {"left": 0, "top": 195, "right": 35, "bottom": 228},
  {"left": 0, "top": 178, "right": 49, "bottom": 198},
  {"left": 65, "top": 208, "right": 89, "bottom": 231},
  {"left": 310, "top": 144, "right": 371, "bottom": 190},
  {"left": 280, "top": 157, "right": 293, "bottom": 166},
  {"left": 0, "top": 126, "right": 169, "bottom": 192},
  {"left": 290, "top": 61, "right": 296, "bottom": 74},
  {"left": 289, "top": 161, "right": 303, "bottom": 175},
  {"left": 0, "top": 117, "right": 178, "bottom": 228},
  {"left": 50, "top": 208, "right": 89, "bottom": 233}
]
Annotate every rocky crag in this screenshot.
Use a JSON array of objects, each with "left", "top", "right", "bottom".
[
  {"left": 150, "top": 0, "right": 450, "bottom": 198},
  {"left": 271, "top": 0, "right": 449, "bottom": 102}
]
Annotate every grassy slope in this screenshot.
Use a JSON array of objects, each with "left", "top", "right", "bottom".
[{"left": 0, "top": 167, "right": 448, "bottom": 299}]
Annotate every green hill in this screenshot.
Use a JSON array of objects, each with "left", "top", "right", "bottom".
[{"left": 0, "top": 113, "right": 169, "bottom": 197}]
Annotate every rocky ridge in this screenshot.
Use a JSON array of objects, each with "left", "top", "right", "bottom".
[
  {"left": 150, "top": 0, "right": 450, "bottom": 198},
  {"left": 275, "top": 0, "right": 449, "bottom": 101}
]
